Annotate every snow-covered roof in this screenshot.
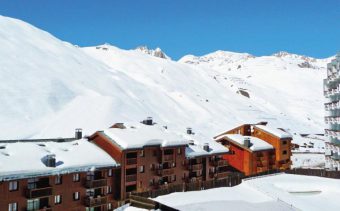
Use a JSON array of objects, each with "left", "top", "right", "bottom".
[
  {"left": 255, "top": 125, "right": 292, "bottom": 139},
  {"left": 0, "top": 139, "right": 118, "bottom": 181},
  {"left": 102, "top": 123, "right": 189, "bottom": 150},
  {"left": 185, "top": 134, "right": 229, "bottom": 158},
  {"left": 217, "top": 134, "right": 274, "bottom": 152}
]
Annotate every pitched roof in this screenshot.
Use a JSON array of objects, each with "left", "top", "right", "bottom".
[
  {"left": 0, "top": 139, "right": 118, "bottom": 181},
  {"left": 255, "top": 125, "right": 292, "bottom": 139},
  {"left": 215, "top": 134, "right": 273, "bottom": 152}
]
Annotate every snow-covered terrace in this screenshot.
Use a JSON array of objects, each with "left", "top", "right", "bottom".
[
  {"left": 0, "top": 139, "right": 118, "bottom": 181},
  {"left": 215, "top": 134, "right": 273, "bottom": 152},
  {"left": 102, "top": 123, "right": 189, "bottom": 150},
  {"left": 154, "top": 174, "right": 340, "bottom": 211}
]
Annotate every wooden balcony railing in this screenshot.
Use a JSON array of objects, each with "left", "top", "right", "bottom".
[
  {"left": 85, "top": 178, "right": 108, "bottom": 189},
  {"left": 126, "top": 174, "right": 137, "bottom": 182},
  {"left": 163, "top": 154, "right": 174, "bottom": 162},
  {"left": 190, "top": 164, "right": 203, "bottom": 171},
  {"left": 84, "top": 196, "right": 108, "bottom": 207},
  {"left": 215, "top": 159, "right": 228, "bottom": 167},
  {"left": 216, "top": 172, "right": 229, "bottom": 179},
  {"left": 26, "top": 186, "right": 53, "bottom": 199},
  {"left": 126, "top": 158, "right": 137, "bottom": 165},
  {"left": 157, "top": 168, "right": 175, "bottom": 176}
]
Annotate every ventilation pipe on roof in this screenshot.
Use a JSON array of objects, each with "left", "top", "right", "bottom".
[{"left": 75, "top": 128, "right": 82, "bottom": 140}]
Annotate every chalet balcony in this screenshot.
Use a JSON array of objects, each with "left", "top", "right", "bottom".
[
  {"left": 157, "top": 168, "right": 175, "bottom": 176},
  {"left": 26, "top": 186, "right": 53, "bottom": 199},
  {"left": 126, "top": 174, "right": 137, "bottom": 182},
  {"left": 213, "top": 159, "right": 228, "bottom": 167},
  {"left": 85, "top": 178, "right": 108, "bottom": 189},
  {"left": 216, "top": 172, "right": 229, "bottom": 179},
  {"left": 189, "top": 163, "right": 203, "bottom": 171},
  {"left": 84, "top": 196, "right": 108, "bottom": 207},
  {"left": 126, "top": 158, "right": 137, "bottom": 165},
  {"left": 163, "top": 154, "right": 174, "bottom": 162}
]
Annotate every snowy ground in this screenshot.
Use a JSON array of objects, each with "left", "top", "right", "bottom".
[
  {"left": 291, "top": 135, "right": 326, "bottom": 169},
  {"left": 153, "top": 174, "right": 340, "bottom": 211}
]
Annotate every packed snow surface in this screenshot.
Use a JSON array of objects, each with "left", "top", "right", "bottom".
[
  {"left": 0, "top": 15, "right": 331, "bottom": 141},
  {"left": 154, "top": 174, "right": 340, "bottom": 211},
  {"left": 0, "top": 139, "right": 118, "bottom": 180}
]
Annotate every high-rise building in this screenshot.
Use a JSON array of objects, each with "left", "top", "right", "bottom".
[{"left": 324, "top": 53, "right": 340, "bottom": 170}]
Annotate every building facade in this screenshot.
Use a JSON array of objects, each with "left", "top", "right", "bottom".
[
  {"left": 215, "top": 123, "right": 292, "bottom": 175},
  {"left": 88, "top": 122, "right": 188, "bottom": 200},
  {"left": 324, "top": 53, "right": 340, "bottom": 170},
  {"left": 0, "top": 137, "right": 120, "bottom": 211}
]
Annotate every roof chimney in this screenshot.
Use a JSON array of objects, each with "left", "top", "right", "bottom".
[
  {"left": 75, "top": 128, "right": 82, "bottom": 140},
  {"left": 45, "top": 154, "right": 56, "bottom": 167},
  {"left": 187, "top": 127, "right": 193, "bottom": 135},
  {"left": 141, "top": 117, "right": 153, "bottom": 125},
  {"left": 203, "top": 143, "right": 210, "bottom": 152},
  {"left": 244, "top": 137, "right": 251, "bottom": 148}
]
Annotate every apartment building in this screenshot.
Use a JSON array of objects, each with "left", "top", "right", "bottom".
[
  {"left": 324, "top": 53, "right": 340, "bottom": 170},
  {"left": 0, "top": 136, "right": 119, "bottom": 211},
  {"left": 215, "top": 134, "right": 275, "bottom": 176},
  {"left": 215, "top": 123, "right": 292, "bottom": 175},
  {"left": 88, "top": 120, "right": 189, "bottom": 200}
]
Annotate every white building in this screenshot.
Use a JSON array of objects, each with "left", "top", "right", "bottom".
[{"left": 324, "top": 53, "right": 340, "bottom": 170}]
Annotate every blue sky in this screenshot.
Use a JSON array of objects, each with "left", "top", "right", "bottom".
[{"left": 0, "top": 0, "right": 339, "bottom": 59}]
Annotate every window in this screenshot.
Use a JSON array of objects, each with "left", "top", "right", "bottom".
[
  {"left": 283, "top": 150, "right": 287, "bottom": 155},
  {"left": 73, "top": 173, "right": 80, "bottom": 182},
  {"left": 138, "top": 181, "right": 142, "bottom": 188},
  {"left": 139, "top": 165, "right": 144, "bottom": 173},
  {"left": 107, "top": 203, "right": 112, "bottom": 210},
  {"left": 55, "top": 175, "right": 62, "bottom": 185},
  {"left": 108, "top": 169, "right": 112, "bottom": 177},
  {"left": 8, "top": 202, "right": 17, "bottom": 211},
  {"left": 177, "top": 148, "right": 181, "bottom": 155},
  {"left": 27, "top": 199, "right": 39, "bottom": 211},
  {"left": 282, "top": 140, "right": 287, "bottom": 145},
  {"left": 139, "top": 150, "right": 144, "bottom": 157},
  {"left": 107, "top": 186, "right": 112, "bottom": 194},
  {"left": 73, "top": 192, "right": 80, "bottom": 201},
  {"left": 54, "top": 195, "right": 62, "bottom": 204},
  {"left": 27, "top": 178, "right": 38, "bottom": 190},
  {"left": 172, "top": 175, "right": 176, "bottom": 182},
  {"left": 172, "top": 162, "right": 176, "bottom": 168},
  {"left": 149, "top": 179, "right": 154, "bottom": 186},
  {"left": 153, "top": 150, "right": 157, "bottom": 156},
  {"left": 9, "top": 181, "right": 18, "bottom": 191}
]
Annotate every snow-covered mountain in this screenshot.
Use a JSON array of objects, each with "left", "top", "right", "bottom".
[
  {"left": 135, "top": 46, "right": 170, "bottom": 59},
  {"left": 0, "top": 15, "right": 330, "bottom": 140}
]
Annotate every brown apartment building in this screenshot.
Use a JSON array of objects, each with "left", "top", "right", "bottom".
[
  {"left": 88, "top": 120, "right": 189, "bottom": 200},
  {"left": 0, "top": 135, "right": 119, "bottom": 211}
]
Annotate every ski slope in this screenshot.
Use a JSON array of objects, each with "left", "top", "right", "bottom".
[{"left": 0, "top": 15, "right": 331, "bottom": 141}]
